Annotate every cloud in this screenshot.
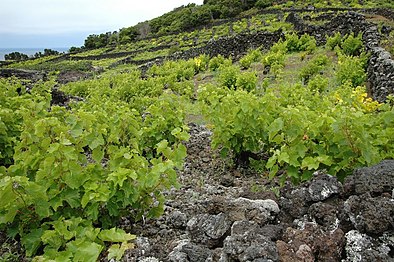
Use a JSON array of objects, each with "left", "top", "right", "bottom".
[{"left": 0, "top": 0, "right": 204, "bottom": 35}]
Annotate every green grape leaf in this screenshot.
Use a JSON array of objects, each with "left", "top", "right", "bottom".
[
  {"left": 70, "top": 123, "right": 83, "bottom": 138},
  {"left": 21, "top": 228, "right": 44, "bottom": 257},
  {"left": 301, "top": 156, "right": 320, "bottom": 170},
  {"left": 69, "top": 241, "right": 103, "bottom": 262},
  {"left": 107, "top": 168, "right": 137, "bottom": 187},
  {"left": 92, "top": 147, "right": 104, "bottom": 163},
  {"left": 107, "top": 242, "right": 134, "bottom": 261},
  {"left": 64, "top": 162, "right": 86, "bottom": 189},
  {"left": 48, "top": 143, "right": 60, "bottom": 154},
  {"left": 278, "top": 152, "right": 290, "bottom": 164},
  {"left": 268, "top": 117, "right": 284, "bottom": 141},
  {"left": 41, "top": 230, "right": 63, "bottom": 250},
  {"left": 98, "top": 228, "right": 136, "bottom": 242},
  {"left": 86, "top": 133, "right": 104, "bottom": 150},
  {"left": 61, "top": 138, "right": 73, "bottom": 146}
]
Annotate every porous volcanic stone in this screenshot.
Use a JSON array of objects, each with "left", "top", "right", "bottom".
[
  {"left": 308, "top": 173, "right": 342, "bottom": 201},
  {"left": 187, "top": 213, "right": 231, "bottom": 248},
  {"left": 277, "top": 223, "right": 344, "bottom": 262},
  {"left": 343, "top": 230, "right": 394, "bottom": 262},
  {"left": 221, "top": 221, "right": 279, "bottom": 262},
  {"left": 343, "top": 160, "right": 394, "bottom": 196},
  {"left": 344, "top": 193, "right": 394, "bottom": 235},
  {"left": 308, "top": 202, "right": 339, "bottom": 229}
]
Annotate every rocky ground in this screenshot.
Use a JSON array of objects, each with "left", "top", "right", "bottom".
[{"left": 117, "top": 123, "right": 394, "bottom": 262}]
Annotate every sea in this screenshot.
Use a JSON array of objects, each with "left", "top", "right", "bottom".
[{"left": 0, "top": 47, "right": 69, "bottom": 61}]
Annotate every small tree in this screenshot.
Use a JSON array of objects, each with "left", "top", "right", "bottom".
[{"left": 4, "top": 52, "right": 29, "bottom": 61}]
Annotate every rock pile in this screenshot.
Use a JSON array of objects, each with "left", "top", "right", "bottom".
[
  {"left": 124, "top": 124, "right": 394, "bottom": 262},
  {"left": 0, "top": 68, "right": 47, "bottom": 82}
]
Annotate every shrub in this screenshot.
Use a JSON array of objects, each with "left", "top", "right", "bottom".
[
  {"left": 239, "top": 49, "right": 263, "bottom": 69},
  {"left": 336, "top": 54, "right": 367, "bottom": 87},
  {"left": 285, "top": 33, "right": 316, "bottom": 53},
  {"left": 326, "top": 32, "right": 342, "bottom": 50},
  {"left": 300, "top": 54, "right": 330, "bottom": 83},
  {"left": 262, "top": 51, "right": 286, "bottom": 67},
  {"left": 209, "top": 55, "right": 232, "bottom": 71},
  {"left": 255, "top": 0, "right": 275, "bottom": 9},
  {"left": 285, "top": 33, "right": 301, "bottom": 52},
  {"left": 194, "top": 54, "right": 210, "bottom": 73},
  {"left": 307, "top": 75, "right": 329, "bottom": 93},
  {"left": 341, "top": 32, "right": 363, "bottom": 56},
  {"left": 218, "top": 65, "right": 240, "bottom": 89},
  {"left": 236, "top": 71, "right": 257, "bottom": 92}
]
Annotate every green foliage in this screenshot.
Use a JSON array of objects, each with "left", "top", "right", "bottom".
[
  {"left": 341, "top": 32, "right": 363, "bottom": 56},
  {"left": 261, "top": 43, "right": 286, "bottom": 76},
  {"left": 201, "top": 80, "right": 393, "bottom": 184},
  {"left": 193, "top": 54, "right": 210, "bottom": 73},
  {"left": 218, "top": 65, "right": 240, "bottom": 89},
  {"left": 197, "top": 82, "right": 232, "bottom": 108},
  {"left": 285, "top": 33, "right": 317, "bottom": 53},
  {"left": 8, "top": 60, "right": 92, "bottom": 72},
  {"left": 149, "top": 4, "right": 212, "bottom": 34},
  {"left": 4, "top": 52, "right": 29, "bottom": 61},
  {"left": 262, "top": 51, "right": 286, "bottom": 68},
  {"left": 239, "top": 49, "right": 263, "bottom": 69},
  {"left": 200, "top": 89, "right": 268, "bottom": 157},
  {"left": 255, "top": 0, "right": 274, "bottom": 9},
  {"left": 326, "top": 32, "right": 342, "bottom": 50},
  {"left": 299, "top": 54, "right": 330, "bottom": 83},
  {"left": 208, "top": 54, "right": 232, "bottom": 71},
  {"left": 326, "top": 32, "right": 363, "bottom": 56},
  {"left": 336, "top": 53, "right": 367, "bottom": 87},
  {"left": 307, "top": 75, "right": 329, "bottom": 93},
  {"left": 200, "top": 44, "right": 393, "bottom": 184},
  {"left": 236, "top": 71, "right": 258, "bottom": 92},
  {"left": 0, "top": 78, "right": 52, "bottom": 166},
  {"left": 33, "top": 49, "right": 60, "bottom": 59},
  {"left": 0, "top": 62, "right": 190, "bottom": 260}
]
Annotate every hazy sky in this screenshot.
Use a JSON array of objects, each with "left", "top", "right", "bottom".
[{"left": 0, "top": 0, "right": 204, "bottom": 48}]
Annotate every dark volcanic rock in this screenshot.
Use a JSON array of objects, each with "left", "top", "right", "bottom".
[
  {"left": 344, "top": 193, "right": 394, "bottom": 235},
  {"left": 221, "top": 221, "right": 279, "bottom": 262},
  {"left": 0, "top": 68, "right": 47, "bottom": 82},
  {"left": 308, "top": 202, "right": 339, "bottom": 229},
  {"left": 367, "top": 47, "right": 394, "bottom": 103},
  {"left": 181, "top": 243, "right": 212, "bottom": 262},
  {"left": 168, "top": 240, "right": 214, "bottom": 262},
  {"left": 308, "top": 173, "right": 342, "bottom": 201},
  {"left": 56, "top": 70, "right": 90, "bottom": 84},
  {"left": 343, "top": 160, "right": 394, "bottom": 196},
  {"left": 50, "top": 88, "right": 83, "bottom": 107},
  {"left": 167, "top": 210, "right": 188, "bottom": 230},
  {"left": 187, "top": 213, "right": 231, "bottom": 248},
  {"left": 280, "top": 187, "right": 312, "bottom": 219},
  {"left": 343, "top": 230, "right": 394, "bottom": 262},
  {"left": 277, "top": 223, "right": 345, "bottom": 262},
  {"left": 207, "top": 197, "right": 280, "bottom": 225}
]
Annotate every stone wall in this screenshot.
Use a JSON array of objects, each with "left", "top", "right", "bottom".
[
  {"left": 171, "top": 31, "right": 283, "bottom": 61},
  {"left": 114, "top": 30, "right": 283, "bottom": 74},
  {"left": 0, "top": 68, "right": 47, "bottom": 82},
  {"left": 364, "top": 24, "right": 394, "bottom": 102}
]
